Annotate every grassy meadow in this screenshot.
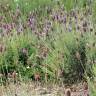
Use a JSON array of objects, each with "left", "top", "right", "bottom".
[{"left": 0, "top": 0, "right": 96, "bottom": 96}]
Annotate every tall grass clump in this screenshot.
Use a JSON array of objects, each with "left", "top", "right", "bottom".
[
  {"left": 86, "top": 31, "right": 96, "bottom": 96},
  {"left": 0, "top": 31, "right": 39, "bottom": 83},
  {"left": 42, "top": 25, "right": 95, "bottom": 84}
]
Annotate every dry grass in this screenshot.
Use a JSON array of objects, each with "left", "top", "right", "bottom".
[{"left": 0, "top": 81, "right": 89, "bottom": 96}]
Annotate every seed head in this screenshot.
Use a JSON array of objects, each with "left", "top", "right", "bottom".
[
  {"left": 75, "top": 51, "right": 81, "bottom": 60},
  {"left": 65, "top": 88, "right": 71, "bottom": 96}
]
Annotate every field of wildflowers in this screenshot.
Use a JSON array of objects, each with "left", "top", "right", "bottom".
[{"left": 0, "top": 0, "right": 96, "bottom": 96}]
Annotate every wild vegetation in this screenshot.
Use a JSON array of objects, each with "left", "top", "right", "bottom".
[{"left": 0, "top": 0, "right": 96, "bottom": 96}]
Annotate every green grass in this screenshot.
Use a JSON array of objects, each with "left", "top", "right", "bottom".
[{"left": 0, "top": 0, "right": 96, "bottom": 95}]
